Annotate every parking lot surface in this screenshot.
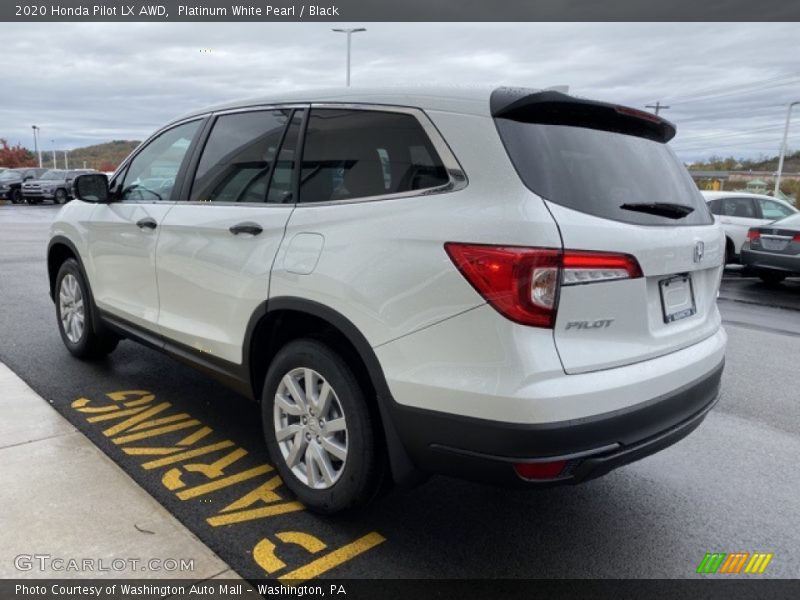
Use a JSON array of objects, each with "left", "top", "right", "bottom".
[{"left": 1, "top": 204, "right": 799, "bottom": 579}]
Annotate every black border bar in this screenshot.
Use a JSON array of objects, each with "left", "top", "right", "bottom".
[{"left": 2, "top": 0, "right": 799, "bottom": 22}]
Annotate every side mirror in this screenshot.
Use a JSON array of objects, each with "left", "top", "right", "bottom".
[{"left": 73, "top": 173, "right": 110, "bottom": 203}]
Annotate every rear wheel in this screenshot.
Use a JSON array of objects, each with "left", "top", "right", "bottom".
[
  {"left": 55, "top": 258, "right": 119, "bottom": 359},
  {"left": 262, "top": 338, "right": 383, "bottom": 513},
  {"left": 757, "top": 270, "right": 786, "bottom": 286}
]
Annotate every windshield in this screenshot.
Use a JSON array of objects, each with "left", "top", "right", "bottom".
[
  {"left": 40, "top": 170, "right": 66, "bottom": 180},
  {"left": 495, "top": 119, "right": 714, "bottom": 227},
  {"left": 0, "top": 171, "right": 21, "bottom": 181}
]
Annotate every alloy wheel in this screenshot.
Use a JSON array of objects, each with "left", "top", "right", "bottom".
[
  {"left": 59, "top": 273, "right": 85, "bottom": 343},
  {"left": 273, "top": 367, "right": 348, "bottom": 489}
]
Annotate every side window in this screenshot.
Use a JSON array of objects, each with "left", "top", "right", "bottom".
[
  {"left": 721, "top": 197, "right": 756, "bottom": 218},
  {"left": 299, "top": 109, "right": 450, "bottom": 203},
  {"left": 758, "top": 199, "right": 793, "bottom": 220},
  {"left": 119, "top": 120, "right": 201, "bottom": 202},
  {"left": 191, "top": 109, "right": 292, "bottom": 203},
  {"left": 707, "top": 199, "right": 721, "bottom": 215}
]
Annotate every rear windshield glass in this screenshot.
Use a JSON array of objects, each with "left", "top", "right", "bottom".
[{"left": 496, "top": 119, "right": 713, "bottom": 226}]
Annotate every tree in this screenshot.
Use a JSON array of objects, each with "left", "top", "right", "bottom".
[{"left": 0, "top": 139, "right": 37, "bottom": 168}]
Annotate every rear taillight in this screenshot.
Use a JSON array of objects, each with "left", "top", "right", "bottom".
[
  {"left": 562, "top": 250, "right": 642, "bottom": 285},
  {"left": 793, "top": 233, "right": 800, "bottom": 243},
  {"left": 445, "top": 243, "right": 642, "bottom": 329},
  {"left": 747, "top": 229, "right": 761, "bottom": 242}
]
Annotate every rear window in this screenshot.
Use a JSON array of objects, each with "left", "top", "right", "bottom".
[
  {"left": 496, "top": 119, "right": 713, "bottom": 226},
  {"left": 775, "top": 213, "right": 800, "bottom": 227}
]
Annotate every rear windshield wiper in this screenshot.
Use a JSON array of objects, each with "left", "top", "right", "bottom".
[{"left": 619, "top": 202, "right": 694, "bottom": 219}]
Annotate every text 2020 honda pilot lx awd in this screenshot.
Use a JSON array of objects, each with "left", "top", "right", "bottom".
[{"left": 48, "top": 87, "right": 726, "bottom": 513}]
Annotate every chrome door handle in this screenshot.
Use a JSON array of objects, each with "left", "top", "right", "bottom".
[
  {"left": 229, "top": 222, "right": 263, "bottom": 236},
  {"left": 136, "top": 217, "right": 157, "bottom": 230}
]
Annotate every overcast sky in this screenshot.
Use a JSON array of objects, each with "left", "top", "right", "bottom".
[{"left": 0, "top": 22, "right": 797, "bottom": 163}]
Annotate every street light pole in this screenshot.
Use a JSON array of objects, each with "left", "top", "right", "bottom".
[
  {"left": 332, "top": 28, "right": 366, "bottom": 87},
  {"left": 774, "top": 101, "right": 799, "bottom": 196},
  {"left": 31, "top": 126, "right": 42, "bottom": 168},
  {"left": 51, "top": 140, "right": 57, "bottom": 169},
  {"left": 64, "top": 150, "right": 69, "bottom": 170}
]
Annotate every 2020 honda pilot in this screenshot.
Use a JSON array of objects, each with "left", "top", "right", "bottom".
[{"left": 48, "top": 87, "right": 726, "bottom": 513}]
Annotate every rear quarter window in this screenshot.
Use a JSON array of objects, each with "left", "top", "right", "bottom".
[{"left": 299, "top": 109, "right": 450, "bottom": 203}]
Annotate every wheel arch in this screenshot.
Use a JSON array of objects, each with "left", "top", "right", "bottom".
[{"left": 245, "top": 297, "right": 421, "bottom": 485}]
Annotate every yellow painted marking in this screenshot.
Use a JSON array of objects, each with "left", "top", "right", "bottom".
[
  {"left": 253, "top": 539, "right": 286, "bottom": 574},
  {"left": 159, "top": 447, "right": 250, "bottom": 491},
  {"left": 87, "top": 405, "right": 150, "bottom": 423},
  {"left": 277, "top": 531, "right": 327, "bottom": 554},
  {"left": 277, "top": 532, "right": 386, "bottom": 583},
  {"left": 107, "top": 391, "right": 154, "bottom": 403},
  {"left": 206, "top": 501, "right": 303, "bottom": 526},
  {"left": 123, "top": 446, "right": 182, "bottom": 456},
  {"left": 178, "top": 426, "right": 213, "bottom": 446},
  {"left": 71, "top": 398, "right": 118, "bottom": 413},
  {"left": 174, "top": 464, "right": 273, "bottom": 498},
  {"left": 128, "top": 413, "right": 193, "bottom": 431},
  {"left": 121, "top": 397, "right": 157, "bottom": 408},
  {"left": 102, "top": 403, "right": 172, "bottom": 436},
  {"left": 220, "top": 475, "right": 289, "bottom": 512},
  {"left": 141, "top": 441, "right": 235, "bottom": 469},
  {"left": 111, "top": 419, "right": 202, "bottom": 445}
]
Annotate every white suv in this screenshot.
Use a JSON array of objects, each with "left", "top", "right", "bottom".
[{"left": 48, "top": 87, "right": 726, "bottom": 513}]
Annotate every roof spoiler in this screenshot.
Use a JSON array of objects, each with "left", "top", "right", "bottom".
[{"left": 490, "top": 87, "right": 676, "bottom": 143}]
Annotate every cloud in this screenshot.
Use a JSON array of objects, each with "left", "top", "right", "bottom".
[{"left": 0, "top": 22, "right": 797, "bottom": 162}]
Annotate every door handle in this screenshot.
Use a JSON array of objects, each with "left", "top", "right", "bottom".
[
  {"left": 229, "top": 222, "right": 263, "bottom": 236},
  {"left": 136, "top": 217, "right": 158, "bottom": 230}
]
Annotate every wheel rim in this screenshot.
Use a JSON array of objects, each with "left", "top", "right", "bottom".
[
  {"left": 59, "top": 273, "right": 85, "bottom": 344},
  {"left": 274, "top": 367, "right": 348, "bottom": 490},
  {"left": 56, "top": 190, "right": 66, "bottom": 203}
]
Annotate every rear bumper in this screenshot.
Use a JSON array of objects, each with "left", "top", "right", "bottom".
[
  {"left": 388, "top": 359, "right": 723, "bottom": 486},
  {"left": 741, "top": 247, "right": 800, "bottom": 274}
]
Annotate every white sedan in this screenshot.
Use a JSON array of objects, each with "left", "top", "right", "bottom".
[{"left": 702, "top": 191, "right": 798, "bottom": 263}]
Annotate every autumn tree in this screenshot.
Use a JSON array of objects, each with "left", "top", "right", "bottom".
[{"left": 0, "top": 139, "right": 37, "bottom": 168}]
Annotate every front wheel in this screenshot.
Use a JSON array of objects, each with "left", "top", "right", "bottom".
[
  {"left": 11, "top": 189, "right": 23, "bottom": 204},
  {"left": 54, "top": 188, "right": 68, "bottom": 204},
  {"left": 55, "top": 258, "right": 119, "bottom": 359},
  {"left": 262, "top": 339, "right": 384, "bottom": 514}
]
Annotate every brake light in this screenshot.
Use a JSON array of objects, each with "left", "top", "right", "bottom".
[
  {"left": 747, "top": 229, "right": 761, "bottom": 241},
  {"left": 793, "top": 233, "right": 800, "bottom": 243},
  {"left": 445, "top": 243, "right": 642, "bottom": 329}
]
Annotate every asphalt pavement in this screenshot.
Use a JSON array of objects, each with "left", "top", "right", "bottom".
[{"left": 1, "top": 204, "right": 798, "bottom": 580}]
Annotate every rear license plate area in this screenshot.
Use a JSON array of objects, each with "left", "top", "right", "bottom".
[
  {"left": 659, "top": 274, "right": 696, "bottom": 324},
  {"left": 761, "top": 237, "right": 789, "bottom": 251}
]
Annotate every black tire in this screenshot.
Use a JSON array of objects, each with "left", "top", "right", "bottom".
[
  {"left": 11, "top": 189, "right": 22, "bottom": 204},
  {"left": 55, "top": 258, "right": 119, "bottom": 359},
  {"left": 757, "top": 270, "right": 786, "bottom": 286},
  {"left": 54, "top": 188, "right": 68, "bottom": 205},
  {"left": 261, "top": 338, "right": 384, "bottom": 514}
]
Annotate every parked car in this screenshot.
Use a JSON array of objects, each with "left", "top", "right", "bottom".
[
  {"left": 702, "top": 191, "right": 798, "bottom": 263},
  {"left": 22, "top": 169, "right": 95, "bottom": 204},
  {"left": 0, "top": 167, "right": 48, "bottom": 204},
  {"left": 48, "top": 87, "right": 726, "bottom": 513},
  {"left": 741, "top": 213, "right": 800, "bottom": 285}
]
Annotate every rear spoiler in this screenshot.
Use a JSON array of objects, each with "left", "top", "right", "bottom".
[{"left": 490, "top": 87, "right": 676, "bottom": 143}]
